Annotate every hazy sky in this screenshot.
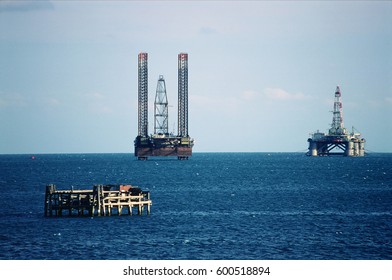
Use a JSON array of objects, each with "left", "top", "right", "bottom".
[{"left": 1, "top": 1, "right": 391, "bottom": 154}]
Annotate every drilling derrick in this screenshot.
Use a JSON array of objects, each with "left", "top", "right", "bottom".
[
  {"left": 154, "top": 75, "right": 169, "bottom": 135},
  {"left": 329, "top": 86, "right": 346, "bottom": 136},
  {"left": 307, "top": 86, "right": 365, "bottom": 156},
  {"left": 134, "top": 53, "right": 194, "bottom": 160}
]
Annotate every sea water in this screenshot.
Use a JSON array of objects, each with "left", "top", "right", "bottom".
[{"left": 0, "top": 153, "right": 391, "bottom": 259}]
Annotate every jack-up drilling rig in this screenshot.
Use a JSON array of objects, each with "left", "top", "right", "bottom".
[
  {"left": 307, "top": 86, "right": 365, "bottom": 156},
  {"left": 134, "top": 53, "right": 194, "bottom": 160}
]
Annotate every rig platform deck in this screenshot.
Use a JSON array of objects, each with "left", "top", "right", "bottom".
[
  {"left": 307, "top": 135, "right": 365, "bottom": 156},
  {"left": 134, "top": 135, "right": 193, "bottom": 160},
  {"left": 44, "top": 184, "right": 151, "bottom": 217}
]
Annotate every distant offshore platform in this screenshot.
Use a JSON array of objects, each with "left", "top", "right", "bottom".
[
  {"left": 307, "top": 86, "right": 365, "bottom": 156},
  {"left": 134, "top": 53, "right": 194, "bottom": 160}
]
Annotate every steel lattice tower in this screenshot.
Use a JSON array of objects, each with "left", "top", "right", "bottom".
[
  {"left": 178, "top": 53, "right": 188, "bottom": 137},
  {"left": 138, "top": 53, "right": 148, "bottom": 137},
  {"left": 154, "top": 75, "right": 169, "bottom": 135},
  {"left": 329, "top": 86, "right": 346, "bottom": 135}
]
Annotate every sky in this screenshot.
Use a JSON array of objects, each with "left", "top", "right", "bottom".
[{"left": 0, "top": 0, "right": 391, "bottom": 154}]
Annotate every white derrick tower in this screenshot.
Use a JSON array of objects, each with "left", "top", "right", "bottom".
[{"left": 329, "top": 86, "right": 347, "bottom": 136}]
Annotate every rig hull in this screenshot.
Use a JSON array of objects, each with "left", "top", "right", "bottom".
[
  {"left": 135, "top": 146, "right": 192, "bottom": 159},
  {"left": 134, "top": 135, "right": 193, "bottom": 160},
  {"left": 307, "top": 137, "right": 365, "bottom": 157}
]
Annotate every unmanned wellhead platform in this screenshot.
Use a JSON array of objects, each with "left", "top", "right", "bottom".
[
  {"left": 134, "top": 53, "right": 194, "bottom": 160},
  {"left": 307, "top": 86, "right": 365, "bottom": 156}
]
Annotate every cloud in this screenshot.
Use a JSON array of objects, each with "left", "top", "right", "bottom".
[
  {"left": 0, "top": 92, "right": 28, "bottom": 108},
  {"left": 241, "top": 90, "right": 259, "bottom": 101},
  {"left": 81, "top": 92, "right": 113, "bottom": 114},
  {"left": 190, "top": 94, "right": 239, "bottom": 114},
  {"left": 199, "top": 27, "right": 219, "bottom": 35},
  {"left": 84, "top": 92, "right": 105, "bottom": 101},
  {"left": 0, "top": 1, "right": 54, "bottom": 13},
  {"left": 263, "top": 88, "right": 308, "bottom": 101},
  {"left": 45, "top": 97, "right": 60, "bottom": 107},
  {"left": 240, "top": 88, "right": 310, "bottom": 102}
]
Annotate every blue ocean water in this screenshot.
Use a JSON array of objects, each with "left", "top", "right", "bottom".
[{"left": 0, "top": 153, "right": 391, "bottom": 260}]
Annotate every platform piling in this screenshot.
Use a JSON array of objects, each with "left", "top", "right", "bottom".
[{"left": 44, "top": 184, "right": 151, "bottom": 217}]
